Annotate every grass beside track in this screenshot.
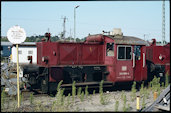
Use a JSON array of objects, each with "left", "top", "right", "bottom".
[{"left": 1, "top": 74, "right": 170, "bottom": 112}]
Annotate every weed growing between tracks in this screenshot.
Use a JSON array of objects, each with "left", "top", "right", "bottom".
[
  {"left": 85, "top": 85, "right": 89, "bottom": 99},
  {"left": 131, "top": 81, "right": 137, "bottom": 101},
  {"left": 1, "top": 76, "right": 170, "bottom": 112},
  {"left": 93, "top": 89, "right": 96, "bottom": 95},
  {"left": 165, "top": 72, "right": 169, "bottom": 88},
  {"left": 20, "top": 93, "right": 23, "bottom": 105},
  {"left": 122, "top": 94, "right": 127, "bottom": 112},
  {"left": 29, "top": 93, "right": 33, "bottom": 105},
  {"left": 114, "top": 100, "right": 119, "bottom": 111},
  {"left": 99, "top": 80, "right": 109, "bottom": 105},
  {"left": 77, "top": 87, "right": 82, "bottom": 99},
  {"left": 80, "top": 91, "right": 84, "bottom": 102},
  {"left": 1, "top": 89, "right": 5, "bottom": 109},
  {"left": 67, "top": 93, "right": 71, "bottom": 107},
  {"left": 72, "top": 81, "right": 76, "bottom": 102}
]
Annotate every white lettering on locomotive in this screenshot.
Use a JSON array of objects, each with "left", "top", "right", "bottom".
[
  {"left": 121, "top": 66, "right": 127, "bottom": 71},
  {"left": 119, "top": 72, "right": 129, "bottom": 75}
]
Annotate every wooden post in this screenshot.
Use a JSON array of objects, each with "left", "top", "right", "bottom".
[
  {"left": 7, "top": 25, "right": 26, "bottom": 108},
  {"left": 153, "top": 92, "right": 157, "bottom": 101},
  {"left": 136, "top": 96, "right": 140, "bottom": 111},
  {"left": 16, "top": 44, "right": 20, "bottom": 108}
]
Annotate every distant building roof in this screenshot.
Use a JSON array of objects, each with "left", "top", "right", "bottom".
[
  {"left": 18, "top": 42, "right": 36, "bottom": 46},
  {"left": 1, "top": 36, "right": 7, "bottom": 38},
  {"left": 1, "top": 42, "right": 13, "bottom": 46},
  {"left": 1, "top": 42, "right": 36, "bottom": 47}
]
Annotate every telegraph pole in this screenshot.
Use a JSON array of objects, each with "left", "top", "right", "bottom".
[
  {"left": 144, "top": 34, "right": 146, "bottom": 41},
  {"left": 70, "top": 28, "right": 72, "bottom": 42},
  {"left": 162, "top": 0, "right": 165, "bottom": 45},
  {"left": 74, "top": 5, "right": 80, "bottom": 42},
  {"left": 61, "top": 16, "right": 67, "bottom": 39},
  {"left": 48, "top": 28, "right": 50, "bottom": 33},
  {"left": 144, "top": 34, "right": 149, "bottom": 41}
]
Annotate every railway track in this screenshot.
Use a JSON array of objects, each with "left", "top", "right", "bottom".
[
  {"left": 141, "top": 85, "right": 170, "bottom": 112},
  {"left": 20, "top": 89, "right": 49, "bottom": 99}
]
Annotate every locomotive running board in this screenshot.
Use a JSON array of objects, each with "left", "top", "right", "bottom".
[{"left": 61, "top": 81, "right": 114, "bottom": 87}]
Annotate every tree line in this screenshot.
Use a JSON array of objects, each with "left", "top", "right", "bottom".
[
  {"left": 1, "top": 36, "right": 167, "bottom": 44},
  {"left": 1, "top": 35, "right": 86, "bottom": 42}
]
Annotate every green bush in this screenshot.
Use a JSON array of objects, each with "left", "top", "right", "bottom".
[
  {"left": 80, "top": 91, "right": 84, "bottom": 102},
  {"left": 99, "top": 80, "right": 109, "bottom": 105},
  {"left": 165, "top": 72, "right": 169, "bottom": 87},
  {"left": 114, "top": 100, "right": 119, "bottom": 111},
  {"left": 1, "top": 89, "right": 6, "bottom": 109},
  {"left": 99, "top": 80, "right": 104, "bottom": 104},
  {"left": 55, "top": 80, "right": 65, "bottom": 106},
  {"left": 67, "top": 93, "right": 71, "bottom": 107},
  {"left": 143, "top": 87, "right": 149, "bottom": 99},
  {"left": 51, "top": 101, "right": 57, "bottom": 111},
  {"left": 77, "top": 87, "right": 82, "bottom": 99},
  {"left": 123, "top": 94, "right": 127, "bottom": 112},
  {"left": 72, "top": 81, "right": 76, "bottom": 102},
  {"left": 85, "top": 86, "right": 89, "bottom": 99},
  {"left": 93, "top": 90, "right": 96, "bottom": 95},
  {"left": 127, "top": 103, "right": 130, "bottom": 111},
  {"left": 131, "top": 81, "right": 136, "bottom": 101},
  {"left": 140, "top": 82, "right": 144, "bottom": 96},
  {"left": 151, "top": 76, "right": 160, "bottom": 93},
  {"left": 57, "top": 80, "right": 63, "bottom": 92},
  {"left": 30, "top": 93, "right": 33, "bottom": 105},
  {"left": 142, "top": 95, "right": 146, "bottom": 109},
  {"left": 20, "top": 93, "right": 23, "bottom": 105},
  {"left": 121, "top": 90, "right": 124, "bottom": 100},
  {"left": 56, "top": 88, "right": 65, "bottom": 106}
]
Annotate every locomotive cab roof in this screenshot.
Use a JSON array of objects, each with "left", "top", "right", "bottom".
[
  {"left": 106, "top": 35, "right": 148, "bottom": 45},
  {"left": 86, "top": 34, "right": 148, "bottom": 46}
]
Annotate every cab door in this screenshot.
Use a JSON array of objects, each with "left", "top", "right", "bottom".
[
  {"left": 115, "top": 45, "right": 133, "bottom": 82},
  {"left": 133, "top": 45, "right": 147, "bottom": 81}
]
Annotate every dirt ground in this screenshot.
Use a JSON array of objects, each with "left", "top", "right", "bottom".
[{"left": 1, "top": 82, "right": 166, "bottom": 112}]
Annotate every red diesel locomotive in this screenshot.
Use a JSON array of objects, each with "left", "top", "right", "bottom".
[
  {"left": 146, "top": 39, "right": 170, "bottom": 83},
  {"left": 32, "top": 31, "right": 148, "bottom": 93},
  {"left": 25, "top": 31, "right": 170, "bottom": 93}
]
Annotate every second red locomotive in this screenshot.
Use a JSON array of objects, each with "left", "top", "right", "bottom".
[{"left": 146, "top": 39, "right": 170, "bottom": 83}]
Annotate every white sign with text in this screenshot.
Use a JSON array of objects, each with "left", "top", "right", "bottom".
[{"left": 7, "top": 25, "right": 26, "bottom": 44}]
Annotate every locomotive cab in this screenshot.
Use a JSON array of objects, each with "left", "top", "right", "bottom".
[
  {"left": 100, "top": 30, "right": 148, "bottom": 83},
  {"left": 85, "top": 28, "right": 148, "bottom": 83}
]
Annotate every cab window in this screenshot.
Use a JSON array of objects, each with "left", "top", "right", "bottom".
[
  {"left": 134, "top": 46, "right": 141, "bottom": 60},
  {"left": 126, "top": 47, "right": 131, "bottom": 59},
  {"left": 118, "top": 47, "right": 125, "bottom": 59},
  {"left": 106, "top": 43, "right": 114, "bottom": 56},
  {"left": 118, "top": 46, "right": 132, "bottom": 60}
]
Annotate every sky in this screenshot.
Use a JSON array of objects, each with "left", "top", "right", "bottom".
[{"left": 1, "top": 1, "right": 170, "bottom": 42}]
